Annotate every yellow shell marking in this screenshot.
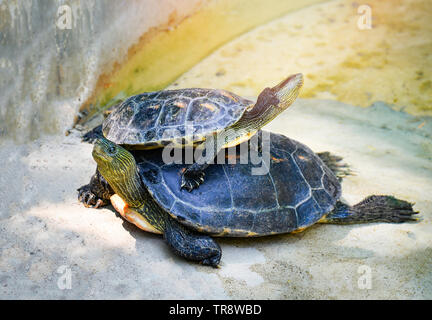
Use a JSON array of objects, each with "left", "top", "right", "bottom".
[
  {"left": 110, "top": 194, "right": 162, "bottom": 234},
  {"left": 174, "top": 101, "right": 187, "bottom": 108},
  {"left": 271, "top": 156, "right": 285, "bottom": 163},
  {"left": 219, "top": 90, "right": 238, "bottom": 102},
  {"left": 200, "top": 102, "right": 217, "bottom": 112},
  {"left": 290, "top": 227, "right": 307, "bottom": 234}
]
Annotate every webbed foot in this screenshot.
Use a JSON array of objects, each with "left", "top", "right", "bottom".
[
  {"left": 180, "top": 170, "right": 205, "bottom": 192},
  {"left": 201, "top": 252, "right": 222, "bottom": 268},
  {"left": 77, "top": 184, "right": 109, "bottom": 208},
  {"left": 316, "top": 151, "right": 353, "bottom": 181},
  {"left": 352, "top": 195, "right": 419, "bottom": 223},
  {"left": 322, "top": 196, "right": 419, "bottom": 224},
  {"left": 82, "top": 125, "right": 103, "bottom": 144},
  {"left": 164, "top": 218, "right": 222, "bottom": 267}
]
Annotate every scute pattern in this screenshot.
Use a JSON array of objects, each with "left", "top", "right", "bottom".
[
  {"left": 103, "top": 88, "right": 252, "bottom": 145},
  {"left": 158, "top": 98, "right": 189, "bottom": 126},
  {"left": 133, "top": 132, "right": 342, "bottom": 236},
  {"left": 186, "top": 98, "right": 222, "bottom": 123}
]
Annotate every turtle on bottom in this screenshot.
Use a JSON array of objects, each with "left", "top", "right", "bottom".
[
  {"left": 83, "top": 74, "right": 304, "bottom": 192},
  {"left": 78, "top": 132, "right": 418, "bottom": 267}
]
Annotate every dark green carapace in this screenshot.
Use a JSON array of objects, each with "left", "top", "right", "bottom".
[
  {"left": 102, "top": 88, "right": 249, "bottom": 146},
  {"left": 135, "top": 131, "right": 342, "bottom": 236},
  {"left": 78, "top": 131, "right": 419, "bottom": 267}
]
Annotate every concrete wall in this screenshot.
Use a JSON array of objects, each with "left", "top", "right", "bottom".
[
  {"left": 0, "top": 0, "right": 201, "bottom": 143},
  {"left": 0, "top": 0, "right": 329, "bottom": 142}
]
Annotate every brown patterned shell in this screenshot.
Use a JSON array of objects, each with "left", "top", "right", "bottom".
[{"left": 102, "top": 88, "right": 252, "bottom": 146}]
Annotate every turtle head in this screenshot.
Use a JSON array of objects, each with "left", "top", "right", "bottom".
[
  {"left": 238, "top": 73, "right": 303, "bottom": 129},
  {"left": 93, "top": 137, "right": 144, "bottom": 207},
  {"left": 272, "top": 73, "right": 303, "bottom": 111},
  {"left": 92, "top": 138, "right": 136, "bottom": 179}
]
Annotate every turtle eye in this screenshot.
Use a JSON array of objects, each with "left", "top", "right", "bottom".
[{"left": 107, "top": 145, "right": 116, "bottom": 155}]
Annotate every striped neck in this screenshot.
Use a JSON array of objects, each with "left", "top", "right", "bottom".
[{"left": 99, "top": 163, "right": 146, "bottom": 208}]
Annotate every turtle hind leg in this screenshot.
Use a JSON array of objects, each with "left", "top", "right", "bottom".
[
  {"left": 82, "top": 125, "right": 103, "bottom": 143},
  {"left": 317, "top": 151, "right": 353, "bottom": 182},
  {"left": 320, "top": 195, "right": 419, "bottom": 224},
  {"left": 164, "top": 218, "right": 221, "bottom": 267}
]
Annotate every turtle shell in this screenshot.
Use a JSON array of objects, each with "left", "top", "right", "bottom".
[
  {"left": 102, "top": 88, "right": 252, "bottom": 147},
  {"left": 133, "top": 131, "right": 341, "bottom": 237}
]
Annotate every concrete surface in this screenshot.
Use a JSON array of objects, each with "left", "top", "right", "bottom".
[{"left": 0, "top": 99, "right": 431, "bottom": 299}]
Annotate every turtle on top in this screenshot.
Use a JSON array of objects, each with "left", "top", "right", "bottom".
[
  {"left": 78, "top": 130, "right": 418, "bottom": 267},
  {"left": 82, "top": 73, "right": 304, "bottom": 191}
]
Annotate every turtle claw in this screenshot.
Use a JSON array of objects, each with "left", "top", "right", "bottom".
[
  {"left": 77, "top": 184, "right": 108, "bottom": 208},
  {"left": 180, "top": 171, "right": 205, "bottom": 192},
  {"left": 94, "top": 199, "right": 105, "bottom": 209},
  {"left": 82, "top": 125, "right": 103, "bottom": 144},
  {"left": 201, "top": 251, "right": 222, "bottom": 268}
]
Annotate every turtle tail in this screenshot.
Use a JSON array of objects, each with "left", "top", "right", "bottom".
[{"left": 320, "top": 195, "right": 419, "bottom": 224}]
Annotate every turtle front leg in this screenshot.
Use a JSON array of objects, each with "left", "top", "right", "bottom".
[
  {"left": 180, "top": 131, "right": 241, "bottom": 192},
  {"left": 164, "top": 217, "right": 221, "bottom": 267},
  {"left": 78, "top": 168, "right": 114, "bottom": 208},
  {"left": 181, "top": 136, "right": 221, "bottom": 192},
  {"left": 180, "top": 162, "right": 208, "bottom": 192}
]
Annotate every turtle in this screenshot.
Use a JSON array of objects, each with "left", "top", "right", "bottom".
[
  {"left": 83, "top": 73, "right": 304, "bottom": 192},
  {"left": 77, "top": 131, "right": 418, "bottom": 267}
]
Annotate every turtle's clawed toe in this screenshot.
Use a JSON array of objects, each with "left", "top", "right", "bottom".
[
  {"left": 77, "top": 185, "right": 96, "bottom": 207},
  {"left": 82, "top": 125, "right": 103, "bottom": 144},
  {"left": 180, "top": 171, "right": 205, "bottom": 192},
  {"left": 201, "top": 252, "right": 222, "bottom": 268},
  {"left": 77, "top": 184, "right": 108, "bottom": 208}
]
